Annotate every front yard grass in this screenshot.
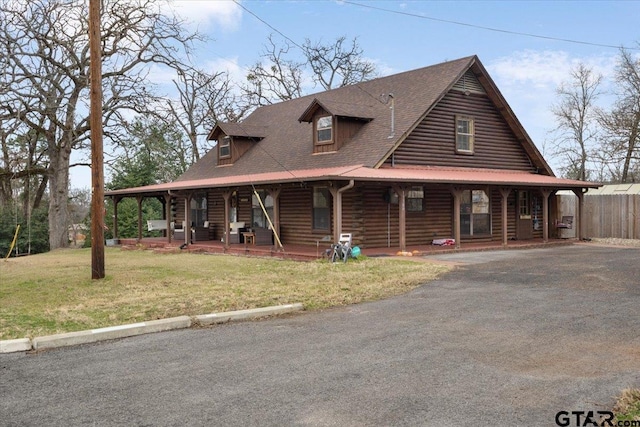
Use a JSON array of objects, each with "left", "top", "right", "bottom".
[
  {"left": 612, "top": 388, "right": 640, "bottom": 424},
  {"left": 0, "top": 248, "right": 451, "bottom": 340}
]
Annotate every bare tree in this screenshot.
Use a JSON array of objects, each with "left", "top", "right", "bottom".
[
  {"left": 243, "top": 35, "right": 305, "bottom": 106},
  {"left": 0, "top": 0, "right": 200, "bottom": 249},
  {"left": 165, "top": 66, "right": 240, "bottom": 161},
  {"left": 303, "top": 36, "right": 378, "bottom": 90},
  {"left": 598, "top": 47, "right": 640, "bottom": 183},
  {"left": 243, "top": 35, "right": 378, "bottom": 107},
  {"left": 550, "top": 63, "right": 602, "bottom": 180}
]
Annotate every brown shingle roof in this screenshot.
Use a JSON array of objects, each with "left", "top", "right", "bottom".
[{"left": 177, "top": 56, "right": 476, "bottom": 182}]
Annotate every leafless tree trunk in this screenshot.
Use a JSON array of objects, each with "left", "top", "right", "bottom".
[
  {"left": 0, "top": 0, "right": 200, "bottom": 249},
  {"left": 165, "top": 67, "right": 239, "bottom": 161},
  {"left": 598, "top": 47, "right": 640, "bottom": 183},
  {"left": 550, "top": 63, "right": 602, "bottom": 180}
]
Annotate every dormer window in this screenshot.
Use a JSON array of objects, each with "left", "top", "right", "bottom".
[
  {"left": 316, "top": 116, "right": 333, "bottom": 144},
  {"left": 219, "top": 136, "right": 231, "bottom": 158}
]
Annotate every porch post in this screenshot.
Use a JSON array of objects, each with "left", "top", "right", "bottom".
[
  {"left": 222, "top": 190, "right": 231, "bottom": 249},
  {"left": 330, "top": 186, "right": 340, "bottom": 243},
  {"left": 572, "top": 188, "right": 585, "bottom": 240},
  {"left": 268, "top": 187, "right": 282, "bottom": 249},
  {"left": 451, "top": 188, "right": 463, "bottom": 249},
  {"left": 330, "top": 180, "right": 355, "bottom": 243},
  {"left": 394, "top": 186, "right": 407, "bottom": 252},
  {"left": 184, "top": 194, "right": 191, "bottom": 245},
  {"left": 164, "top": 193, "right": 172, "bottom": 244},
  {"left": 112, "top": 196, "right": 120, "bottom": 240},
  {"left": 499, "top": 188, "right": 511, "bottom": 247},
  {"left": 541, "top": 189, "right": 552, "bottom": 243},
  {"left": 136, "top": 195, "right": 143, "bottom": 242}
]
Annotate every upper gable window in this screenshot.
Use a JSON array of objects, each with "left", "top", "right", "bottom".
[
  {"left": 219, "top": 136, "right": 231, "bottom": 158},
  {"left": 455, "top": 115, "right": 474, "bottom": 154},
  {"left": 316, "top": 116, "right": 333, "bottom": 144}
]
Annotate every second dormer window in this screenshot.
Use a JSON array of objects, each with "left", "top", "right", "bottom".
[
  {"left": 219, "top": 136, "right": 231, "bottom": 158},
  {"left": 316, "top": 116, "right": 332, "bottom": 144}
]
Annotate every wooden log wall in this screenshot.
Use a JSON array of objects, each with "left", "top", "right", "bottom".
[
  {"left": 387, "top": 90, "right": 534, "bottom": 171},
  {"left": 361, "top": 184, "right": 399, "bottom": 248},
  {"left": 279, "top": 186, "right": 326, "bottom": 246},
  {"left": 360, "top": 185, "right": 455, "bottom": 248},
  {"left": 207, "top": 191, "right": 225, "bottom": 241},
  {"left": 341, "top": 186, "right": 365, "bottom": 247}
]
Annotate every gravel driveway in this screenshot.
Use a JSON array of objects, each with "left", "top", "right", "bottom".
[{"left": 1, "top": 243, "right": 639, "bottom": 426}]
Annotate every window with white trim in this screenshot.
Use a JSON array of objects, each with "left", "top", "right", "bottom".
[
  {"left": 455, "top": 116, "right": 474, "bottom": 154},
  {"left": 219, "top": 136, "right": 231, "bottom": 158},
  {"left": 316, "top": 116, "right": 333, "bottom": 144},
  {"left": 252, "top": 190, "right": 274, "bottom": 229},
  {"left": 460, "top": 189, "right": 490, "bottom": 236}
]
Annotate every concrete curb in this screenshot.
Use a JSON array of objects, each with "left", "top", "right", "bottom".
[
  {"left": 0, "top": 338, "right": 32, "bottom": 353},
  {"left": 194, "top": 303, "right": 304, "bottom": 326},
  {"left": 31, "top": 316, "right": 192, "bottom": 351},
  {"left": 0, "top": 304, "right": 304, "bottom": 354}
]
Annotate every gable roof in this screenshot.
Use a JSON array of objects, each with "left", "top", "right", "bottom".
[
  {"left": 104, "top": 55, "right": 599, "bottom": 199},
  {"left": 180, "top": 55, "right": 510, "bottom": 182}
]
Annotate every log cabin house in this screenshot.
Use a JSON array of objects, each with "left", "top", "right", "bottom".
[{"left": 106, "top": 55, "right": 599, "bottom": 252}]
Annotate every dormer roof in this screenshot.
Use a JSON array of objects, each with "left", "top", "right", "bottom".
[
  {"left": 298, "top": 98, "right": 375, "bottom": 123},
  {"left": 207, "top": 123, "right": 267, "bottom": 141}
]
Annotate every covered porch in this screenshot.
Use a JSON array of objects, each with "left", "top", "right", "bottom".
[
  {"left": 116, "top": 235, "right": 577, "bottom": 262},
  {"left": 105, "top": 165, "right": 599, "bottom": 254}
]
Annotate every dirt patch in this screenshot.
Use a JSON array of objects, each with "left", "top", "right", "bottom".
[{"left": 589, "top": 238, "right": 640, "bottom": 248}]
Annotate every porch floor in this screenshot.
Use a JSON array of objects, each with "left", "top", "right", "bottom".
[{"left": 115, "top": 237, "right": 576, "bottom": 261}]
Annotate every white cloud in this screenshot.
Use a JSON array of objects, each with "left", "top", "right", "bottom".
[
  {"left": 485, "top": 50, "right": 618, "bottom": 173},
  {"left": 202, "top": 56, "right": 244, "bottom": 82},
  {"left": 163, "top": 0, "right": 242, "bottom": 32},
  {"left": 489, "top": 50, "right": 616, "bottom": 94}
]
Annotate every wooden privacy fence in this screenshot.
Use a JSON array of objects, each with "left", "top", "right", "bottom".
[{"left": 583, "top": 194, "right": 640, "bottom": 239}]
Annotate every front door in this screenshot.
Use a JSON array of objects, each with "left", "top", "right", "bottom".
[{"left": 516, "top": 190, "right": 533, "bottom": 240}]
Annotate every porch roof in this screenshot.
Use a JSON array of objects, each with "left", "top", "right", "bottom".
[{"left": 105, "top": 165, "right": 599, "bottom": 197}]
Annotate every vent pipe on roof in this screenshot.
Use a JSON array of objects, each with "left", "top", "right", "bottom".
[
  {"left": 388, "top": 93, "right": 395, "bottom": 139},
  {"left": 381, "top": 93, "right": 395, "bottom": 139}
]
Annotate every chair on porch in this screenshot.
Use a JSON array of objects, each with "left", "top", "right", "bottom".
[
  {"left": 228, "top": 222, "right": 246, "bottom": 244},
  {"left": 191, "top": 221, "right": 211, "bottom": 242},
  {"left": 172, "top": 221, "right": 186, "bottom": 241},
  {"left": 253, "top": 227, "right": 273, "bottom": 246}
]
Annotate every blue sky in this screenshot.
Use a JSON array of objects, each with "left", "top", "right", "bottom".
[{"left": 72, "top": 0, "right": 640, "bottom": 187}]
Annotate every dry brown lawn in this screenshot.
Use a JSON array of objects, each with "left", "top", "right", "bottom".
[{"left": 0, "top": 248, "right": 451, "bottom": 340}]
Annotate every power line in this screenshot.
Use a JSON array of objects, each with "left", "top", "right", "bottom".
[
  {"left": 232, "top": 0, "right": 386, "bottom": 105},
  {"left": 233, "top": 0, "right": 303, "bottom": 50},
  {"left": 342, "top": 0, "right": 637, "bottom": 51}
]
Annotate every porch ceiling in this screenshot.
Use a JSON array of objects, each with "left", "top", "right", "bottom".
[{"left": 105, "top": 164, "right": 599, "bottom": 197}]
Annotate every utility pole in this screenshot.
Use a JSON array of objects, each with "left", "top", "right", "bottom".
[{"left": 89, "top": 0, "right": 105, "bottom": 279}]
